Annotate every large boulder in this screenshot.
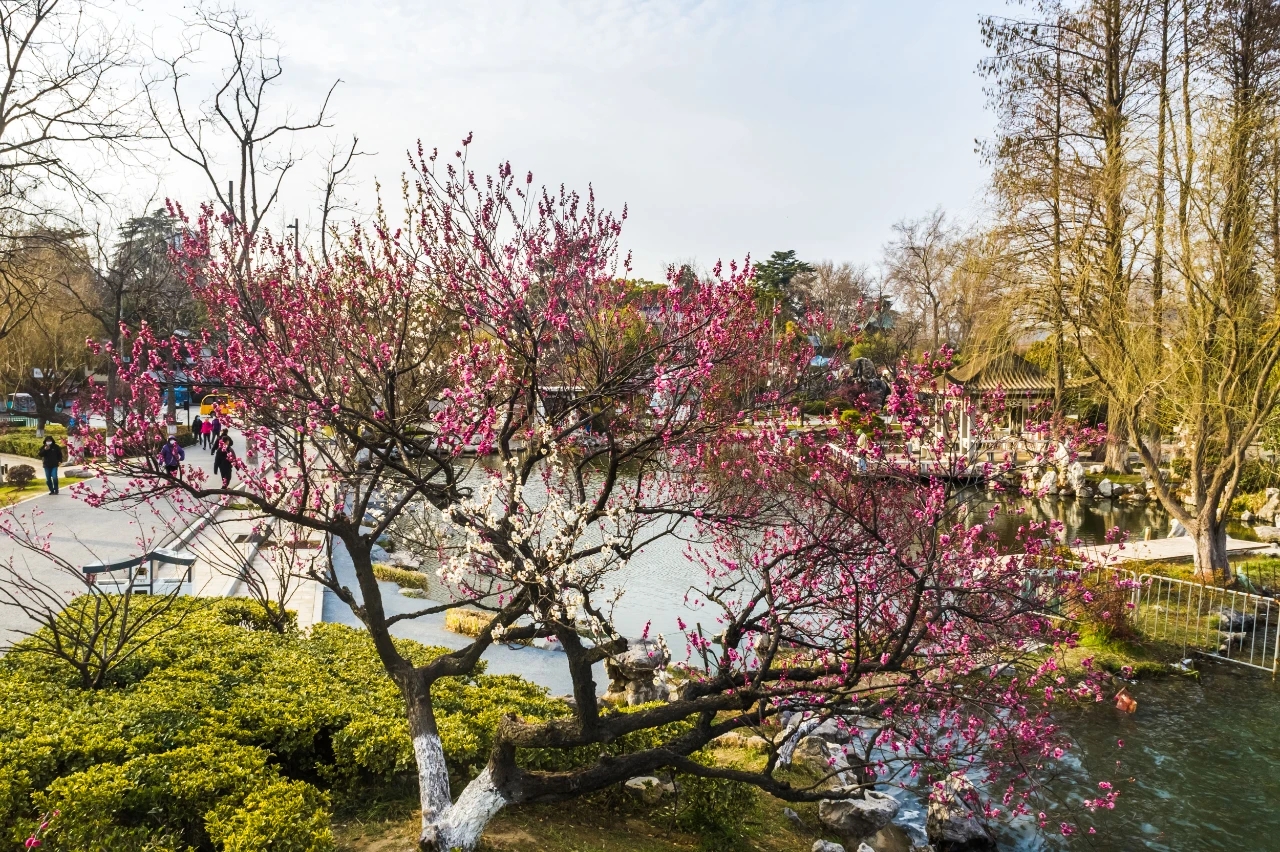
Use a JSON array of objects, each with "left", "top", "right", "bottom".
[
  {"left": 1065, "top": 461, "right": 1086, "bottom": 493},
  {"left": 813, "top": 842, "right": 846, "bottom": 852},
  {"left": 1097, "top": 478, "right": 1114, "bottom": 498},
  {"left": 1253, "top": 525, "right": 1280, "bottom": 543},
  {"left": 818, "top": 791, "right": 901, "bottom": 845},
  {"left": 1038, "top": 469, "right": 1059, "bottom": 496},
  {"left": 793, "top": 735, "right": 840, "bottom": 777},
  {"left": 1257, "top": 487, "right": 1280, "bottom": 521},
  {"left": 927, "top": 777, "right": 995, "bottom": 852},
  {"left": 603, "top": 637, "right": 670, "bottom": 705}
]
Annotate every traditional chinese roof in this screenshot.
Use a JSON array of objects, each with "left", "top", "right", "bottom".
[{"left": 945, "top": 351, "right": 1055, "bottom": 394}]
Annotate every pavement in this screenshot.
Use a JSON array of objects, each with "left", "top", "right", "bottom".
[{"left": 0, "top": 445, "right": 220, "bottom": 647}]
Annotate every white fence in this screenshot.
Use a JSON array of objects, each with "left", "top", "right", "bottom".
[{"left": 1132, "top": 572, "right": 1280, "bottom": 676}]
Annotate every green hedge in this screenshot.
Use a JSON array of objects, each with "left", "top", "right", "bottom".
[
  {"left": 0, "top": 425, "right": 195, "bottom": 460},
  {"left": 0, "top": 597, "right": 562, "bottom": 851}
]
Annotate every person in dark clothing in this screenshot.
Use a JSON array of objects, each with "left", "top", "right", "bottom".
[
  {"left": 38, "top": 437, "right": 63, "bottom": 494},
  {"left": 213, "top": 434, "right": 236, "bottom": 488},
  {"left": 160, "top": 436, "right": 186, "bottom": 478},
  {"left": 209, "top": 415, "right": 222, "bottom": 446},
  {"left": 192, "top": 416, "right": 204, "bottom": 448}
]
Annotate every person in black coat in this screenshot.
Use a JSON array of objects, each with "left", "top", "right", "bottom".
[
  {"left": 213, "top": 434, "right": 236, "bottom": 488},
  {"left": 38, "top": 436, "right": 63, "bottom": 494}
]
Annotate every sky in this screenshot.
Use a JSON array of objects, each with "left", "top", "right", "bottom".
[{"left": 126, "top": 0, "right": 1002, "bottom": 280}]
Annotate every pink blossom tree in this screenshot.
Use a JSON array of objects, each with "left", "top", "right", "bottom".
[{"left": 80, "top": 141, "right": 1108, "bottom": 850}]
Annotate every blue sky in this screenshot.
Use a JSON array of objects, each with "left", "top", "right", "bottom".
[{"left": 135, "top": 0, "right": 999, "bottom": 278}]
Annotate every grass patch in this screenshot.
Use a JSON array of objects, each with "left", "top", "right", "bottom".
[
  {"left": 0, "top": 475, "right": 87, "bottom": 504},
  {"left": 334, "top": 778, "right": 830, "bottom": 852},
  {"left": 372, "top": 562, "right": 432, "bottom": 591},
  {"left": 1058, "top": 627, "right": 1179, "bottom": 679},
  {"left": 1084, "top": 472, "right": 1147, "bottom": 487}
]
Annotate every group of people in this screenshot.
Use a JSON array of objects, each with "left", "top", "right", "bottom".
[
  {"left": 173, "top": 414, "right": 238, "bottom": 487},
  {"left": 28, "top": 413, "right": 239, "bottom": 499}
]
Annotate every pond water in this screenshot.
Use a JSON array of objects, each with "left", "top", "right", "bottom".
[
  {"left": 962, "top": 492, "right": 1174, "bottom": 549},
  {"left": 1032, "top": 666, "right": 1280, "bottom": 851}
]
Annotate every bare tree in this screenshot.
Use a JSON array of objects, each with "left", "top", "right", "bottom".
[
  {"left": 145, "top": 5, "right": 338, "bottom": 246},
  {"left": 0, "top": 0, "right": 142, "bottom": 346},
  {"left": 0, "top": 510, "right": 194, "bottom": 689},
  {"left": 883, "top": 208, "right": 961, "bottom": 352}
]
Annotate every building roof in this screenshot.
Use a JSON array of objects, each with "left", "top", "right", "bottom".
[{"left": 945, "top": 351, "right": 1055, "bottom": 394}]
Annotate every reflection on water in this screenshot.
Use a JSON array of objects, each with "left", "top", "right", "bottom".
[{"left": 961, "top": 492, "right": 1175, "bottom": 551}]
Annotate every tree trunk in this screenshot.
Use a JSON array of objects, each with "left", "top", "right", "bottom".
[
  {"left": 1192, "top": 518, "right": 1231, "bottom": 586},
  {"left": 408, "top": 681, "right": 509, "bottom": 851},
  {"left": 1105, "top": 408, "right": 1132, "bottom": 473}
]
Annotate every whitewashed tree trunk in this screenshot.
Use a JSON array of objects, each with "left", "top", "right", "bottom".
[
  {"left": 420, "top": 766, "right": 510, "bottom": 851},
  {"left": 413, "top": 731, "right": 510, "bottom": 851}
]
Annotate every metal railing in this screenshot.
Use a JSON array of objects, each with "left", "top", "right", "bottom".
[
  {"left": 1025, "top": 564, "right": 1280, "bottom": 676},
  {"left": 1132, "top": 572, "right": 1280, "bottom": 676}
]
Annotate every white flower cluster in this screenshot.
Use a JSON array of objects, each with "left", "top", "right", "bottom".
[{"left": 436, "top": 436, "right": 633, "bottom": 633}]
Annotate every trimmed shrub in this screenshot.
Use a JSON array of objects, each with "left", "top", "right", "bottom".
[
  {"left": 444, "top": 607, "right": 491, "bottom": 638},
  {"left": 371, "top": 562, "right": 431, "bottom": 591},
  {"left": 0, "top": 597, "right": 563, "bottom": 850},
  {"left": 5, "top": 464, "right": 35, "bottom": 489}
]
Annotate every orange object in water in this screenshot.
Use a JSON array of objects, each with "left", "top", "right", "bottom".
[{"left": 1114, "top": 687, "right": 1138, "bottom": 713}]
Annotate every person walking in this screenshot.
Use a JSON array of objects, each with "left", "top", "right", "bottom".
[
  {"left": 160, "top": 436, "right": 186, "bottom": 478},
  {"left": 209, "top": 415, "right": 222, "bottom": 448},
  {"left": 213, "top": 434, "right": 236, "bottom": 488},
  {"left": 192, "top": 415, "right": 204, "bottom": 448},
  {"left": 200, "top": 416, "right": 214, "bottom": 449},
  {"left": 38, "top": 436, "right": 63, "bottom": 495}
]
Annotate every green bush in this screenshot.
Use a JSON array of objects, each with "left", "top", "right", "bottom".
[
  {"left": 371, "top": 562, "right": 431, "bottom": 591},
  {"left": 5, "top": 464, "right": 35, "bottom": 489},
  {"left": 0, "top": 597, "right": 563, "bottom": 851}
]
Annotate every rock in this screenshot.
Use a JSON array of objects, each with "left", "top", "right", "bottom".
[
  {"left": 1253, "top": 526, "right": 1280, "bottom": 543},
  {"left": 1242, "top": 510, "right": 1255, "bottom": 523},
  {"left": 603, "top": 637, "right": 670, "bottom": 705},
  {"left": 818, "top": 791, "right": 900, "bottom": 845},
  {"left": 784, "top": 807, "right": 806, "bottom": 829},
  {"left": 868, "top": 824, "right": 915, "bottom": 852},
  {"left": 857, "top": 845, "right": 876, "bottom": 852},
  {"left": 745, "top": 735, "right": 771, "bottom": 751},
  {"left": 1038, "top": 469, "right": 1059, "bottom": 496},
  {"left": 1098, "top": 478, "right": 1114, "bottom": 497},
  {"left": 927, "top": 776, "right": 996, "bottom": 852},
  {"left": 398, "top": 587, "right": 428, "bottom": 598},
  {"left": 813, "top": 718, "right": 853, "bottom": 743},
  {"left": 812, "top": 842, "right": 846, "bottom": 852},
  {"left": 1216, "top": 607, "right": 1256, "bottom": 632},
  {"left": 624, "top": 776, "right": 666, "bottom": 805},
  {"left": 1066, "top": 461, "right": 1086, "bottom": 492},
  {"left": 1259, "top": 488, "right": 1280, "bottom": 523},
  {"left": 793, "top": 735, "right": 837, "bottom": 776},
  {"left": 1169, "top": 518, "right": 1188, "bottom": 538},
  {"left": 1088, "top": 464, "right": 1104, "bottom": 475}
]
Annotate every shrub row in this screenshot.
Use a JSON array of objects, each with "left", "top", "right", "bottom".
[
  {"left": 0, "top": 597, "right": 561, "bottom": 851},
  {"left": 0, "top": 425, "right": 196, "bottom": 461},
  {"left": 370, "top": 562, "right": 431, "bottom": 591}
]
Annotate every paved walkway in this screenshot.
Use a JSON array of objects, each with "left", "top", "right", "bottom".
[
  {"left": 1073, "top": 536, "right": 1276, "bottom": 564},
  {"left": 0, "top": 442, "right": 230, "bottom": 647}
]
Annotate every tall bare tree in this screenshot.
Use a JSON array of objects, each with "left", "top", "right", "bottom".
[{"left": 145, "top": 5, "right": 338, "bottom": 248}]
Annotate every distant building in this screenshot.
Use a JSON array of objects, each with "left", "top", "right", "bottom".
[{"left": 944, "top": 351, "right": 1056, "bottom": 453}]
